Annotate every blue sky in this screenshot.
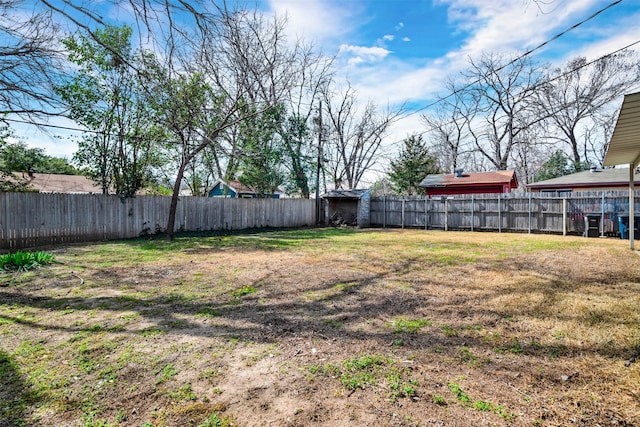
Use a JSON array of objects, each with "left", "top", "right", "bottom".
[
  {"left": 257, "top": 0, "right": 640, "bottom": 171},
  {"left": 15, "top": 0, "right": 640, "bottom": 168},
  {"left": 262, "top": 0, "right": 638, "bottom": 101}
]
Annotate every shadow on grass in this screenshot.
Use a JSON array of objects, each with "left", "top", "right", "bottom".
[
  {"left": 119, "top": 227, "right": 361, "bottom": 253},
  {"left": 0, "top": 263, "right": 637, "bottom": 365},
  {"left": 0, "top": 350, "right": 37, "bottom": 427}
]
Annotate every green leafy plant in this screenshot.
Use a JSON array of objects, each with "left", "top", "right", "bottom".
[
  {"left": 168, "top": 383, "right": 197, "bottom": 401},
  {"left": 448, "top": 382, "right": 472, "bottom": 404},
  {"left": 440, "top": 324, "right": 459, "bottom": 337},
  {"left": 156, "top": 363, "right": 178, "bottom": 384},
  {"left": 0, "top": 251, "right": 55, "bottom": 271},
  {"left": 447, "top": 381, "right": 513, "bottom": 418},
  {"left": 230, "top": 285, "right": 256, "bottom": 299},
  {"left": 494, "top": 337, "right": 523, "bottom": 354},
  {"left": 198, "top": 412, "right": 232, "bottom": 427},
  {"left": 309, "top": 354, "right": 420, "bottom": 403},
  {"left": 473, "top": 400, "right": 492, "bottom": 411},
  {"left": 388, "top": 317, "right": 431, "bottom": 334},
  {"left": 457, "top": 346, "right": 480, "bottom": 366},
  {"left": 433, "top": 394, "right": 447, "bottom": 405},
  {"left": 195, "top": 306, "right": 221, "bottom": 318}
]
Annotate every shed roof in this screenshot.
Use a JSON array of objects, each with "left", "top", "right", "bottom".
[
  {"left": 527, "top": 167, "right": 640, "bottom": 190},
  {"left": 419, "top": 170, "right": 518, "bottom": 189},
  {"left": 322, "top": 189, "right": 370, "bottom": 199},
  {"left": 603, "top": 92, "right": 640, "bottom": 167}
]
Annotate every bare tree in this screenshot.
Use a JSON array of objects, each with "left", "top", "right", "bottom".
[
  {"left": 422, "top": 78, "right": 474, "bottom": 173},
  {"left": 277, "top": 49, "right": 334, "bottom": 198},
  {"left": 0, "top": 0, "right": 62, "bottom": 117},
  {"left": 322, "top": 82, "right": 403, "bottom": 189},
  {"left": 511, "top": 124, "right": 551, "bottom": 185},
  {"left": 536, "top": 52, "right": 640, "bottom": 168},
  {"left": 462, "top": 53, "right": 545, "bottom": 170}
]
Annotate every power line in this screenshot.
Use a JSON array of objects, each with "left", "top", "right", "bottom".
[
  {"left": 3, "top": 117, "right": 88, "bottom": 134},
  {"left": 8, "top": 37, "right": 639, "bottom": 149},
  {"left": 3, "top": 1, "right": 632, "bottom": 158},
  {"left": 402, "top": 0, "right": 626, "bottom": 118},
  {"left": 397, "top": 38, "right": 640, "bottom": 147}
]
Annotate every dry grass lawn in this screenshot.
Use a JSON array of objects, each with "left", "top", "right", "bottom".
[{"left": 1, "top": 228, "right": 639, "bottom": 427}]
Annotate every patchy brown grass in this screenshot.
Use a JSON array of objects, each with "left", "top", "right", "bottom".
[{"left": 1, "top": 228, "right": 639, "bottom": 426}]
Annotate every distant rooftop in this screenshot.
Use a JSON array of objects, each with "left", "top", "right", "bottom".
[
  {"left": 12, "top": 172, "right": 103, "bottom": 194},
  {"left": 419, "top": 170, "right": 518, "bottom": 195},
  {"left": 322, "top": 189, "right": 370, "bottom": 199},
  {"left": 527, "top": 168, "right": 640, "bottom": 190}
]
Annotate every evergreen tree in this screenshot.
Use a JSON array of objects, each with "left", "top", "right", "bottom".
[
  {"left": 388, "top": 134, "right": 440, "bottom": 195},
  {"left": 534, "top": 150, "right": 571, "bottom": 182}
]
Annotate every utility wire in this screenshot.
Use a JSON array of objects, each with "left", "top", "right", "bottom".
[
  {"left": 3, "top": 117, "right": 89, "bottom": 133},
  {"left": 3, "top": 1, "right": 631, "bottom": 144},
  {"left": 9, "top": 37, "right": 638, "bottom": 141},
  {"left": 396, "top": 0, "right": 625, "bottom": 119},
  {"left": 380, "top": 38, "right": 640, "bottom": 155}
]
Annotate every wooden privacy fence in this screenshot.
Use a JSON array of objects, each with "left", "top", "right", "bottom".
[
  {"left": 370, "top": 192, "right": 640, "bottom": 236},
  {"left": 0, "top": 193, "right": 315, "bottom": 251}
]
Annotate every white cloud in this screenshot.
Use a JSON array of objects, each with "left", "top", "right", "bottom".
[
  {"left": 383, "top": 34, "right": 394, "bottom": 41},
  {"left": 338, "top": 44, "right": 391, "bottom": 66},
  {"left": 402, "top": 37, "right": 411, "bottom": 42},
  {"left": 332, "top": 0, "right": 638, "bottom": 148},
  {"left": 561, "top": 10, "right": 640, "bottom": 63},
  {"left": 395, "top": 22, "right": 404, "bottom": 31},
  {"left": 347, "top": 0, "right": 628, "bottom": 109},
  {"left": 267, "top": 0, "right": 361, "bottom": 43},
  {"left": 438, "top": 0, "right": 601, "bottom": 62}
]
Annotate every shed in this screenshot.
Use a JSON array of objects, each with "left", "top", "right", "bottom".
[
  {"left": 419, "top": 169, "right": 518, "bottom": 196},
  {"left": 322, "top": 189, "right": 370, "bottom": 227},
  {"left": 527, "top": 167, "right": 640, "bottom": 194}
]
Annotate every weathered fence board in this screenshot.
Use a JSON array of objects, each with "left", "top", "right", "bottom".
[
  {"left": 371, "top": 192, "right": 640, "bottom": 236},
  {"left": 0, "top": 193, "right": 315, "bottom": 251}
]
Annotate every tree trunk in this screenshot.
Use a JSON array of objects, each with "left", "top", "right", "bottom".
[{"left": 166, "top": 163, "right": 187, "bottom": 241}]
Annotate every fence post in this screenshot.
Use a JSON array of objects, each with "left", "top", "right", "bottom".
[
  {"left": 424, "top": 196, "right": 428, "bottom": 230},
  {"left": 528, "top": 193, "right": 532, "bottom": 234},
  {"left": 383, "top": 196, "right": 386, "bottom": 228},
  {"left": 629, "top": 165, "right": 635, "bottom": 249},
  {"left": 444, "top": 198, "right": 448, "bottom": 231},
  {"left": 601, "top": 193, "right": 605, "bottom": 237},
  {"left": 401, "top": 199, "right": 405, "bottom": 229},
  {"left": 471, "top": 195, "right": 475, "bottom": 232},
  {"left": 562, "top": 198, "right": 567, "bottom": 236},
  {"left": 498, "top": 194, "right": 502, "bottom": 233}
]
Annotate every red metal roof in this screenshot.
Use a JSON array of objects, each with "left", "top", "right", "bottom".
[{"left": 419, "top": 170, "right": 518, "bottom": 196}]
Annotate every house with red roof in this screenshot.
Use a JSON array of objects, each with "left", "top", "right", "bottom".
[{"left": 419, "top": 169, "right": 519, "bottom": 196}]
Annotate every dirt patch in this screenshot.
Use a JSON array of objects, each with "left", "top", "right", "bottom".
[{"left": 1, "top": 229, "right": 639, "bottom": 426}]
